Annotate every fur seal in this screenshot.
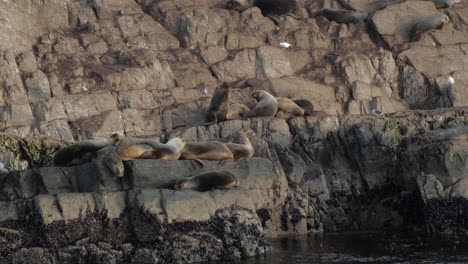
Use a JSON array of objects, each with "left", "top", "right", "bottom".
[
  {"left": 180, "top": 141, "right": 234, "bottom": 165},
  {"left": 313, "top": 8, "right": 368, "bottom": 24},
  {"left": 206, "top": 82, "right": 230, "bottom": 123},
  {"left": 226, "top": 103, "right": 251, "bottom": 120},
  {"left": 226, "top": 0, "right": 301, "bottom": 25},
  {"left": 113, "top": 134, "right": 161, "bottom": 161},
  {"left": 151, "top": 137, "right": 186, "bottom": 160},
  {"left": 243, "top": 90, "right": 278, "bottom": 118},
  {"left": 53, "top": 136, "right": 118, "bottom": 167},
  {"left": 113, "top": 134, "right": 186, "bottom": 161},
  {"left": 409, "top": 13, "right": 450, "bottom": 41},
  {"left": 225, "top": 129, "right": 255, "bottom": 160},
  {"left": 93, "top": 146, "right": 125, "bottom": 177},
  {"left": 293, "top": 99, "right": 314, "bottom": 116},
  {"left": 174, "top": 170, "right": 240, "bottom": 192},
  {"left": 432, "top": 0, "right": 460, "bottom": 8},
  {"left": 277, "top": 97, "right": 304, "bottom": 116}
]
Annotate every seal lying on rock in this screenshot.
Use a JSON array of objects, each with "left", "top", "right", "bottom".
[
  {"left": 313, "top": 8, "right": 368, "bottom": 24},
  {"left": 243, "top": 90, "right": 278, "bottom": 118},
  {"left": 293, "top": 99, "right": 314, "bottom": 116},
  {"left": 225, "top": 129, "right": 255, "bottom": 161},
  {"left": 93, "top": 146, "right": 125, "bottom": 177},
  {"left": 174, "top": 171, "right": 240, "bottom": 192},
  {"left": 113, "top": 135, "right": 186, "bottom": 161},
  {"left": 277, "top": 97, "right": 304, "bottom": 116},
  {"left": 226, "top": 0, "right": 301, "bottom": 25},
  {"left": 409, "top": 13, "right": 450, "bottom": 41},
  {"left": 53, "top": 136, "right": 118, "bottom": 167},
  {"left": 152, "top": 137, "right": 186, "bottom": 161},
  {"left": 226, "top": 103, "right": 251, "bottom": 120},
  {"left": 432, "top": 0, "right": 460, "bottom": 8},
  {"left": 112, "top": 134, "right": 161, "bottom": 161},
  {"left": 206, "top": 82, "right": 230, "bottom": 124},
  {"left": 180, "top": 141, "right": 234, "bottom": 166}
]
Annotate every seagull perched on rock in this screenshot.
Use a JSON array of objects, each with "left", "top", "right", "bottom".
[
  {"left": 279, "top": 42, "right": 292, "bottom": 48},
  {"left": 370, "top": 109, "right": 384, "bottom": 116},
  {"left": 448, "top": 76, "right": 455, "bottom": 85},
  {"left": 197, "top": 82, "right": 208, "bottom": 95},
  {"left": 0, "top": 162, "right": 8, "bottom": 174}
]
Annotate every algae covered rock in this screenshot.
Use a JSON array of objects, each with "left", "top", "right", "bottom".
[{"left": 0, "top": 133, "right": 65, "bottom": 173}]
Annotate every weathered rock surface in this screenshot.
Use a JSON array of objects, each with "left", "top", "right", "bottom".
[
  {"left": 0, "top": 0, "right": 466, "bottom": 139},
  {"left": 0, "top": 108, "right": 467, "bottom": 263},
  {"left": 0, "top": 0, "right": 468, "bottom": 262}
]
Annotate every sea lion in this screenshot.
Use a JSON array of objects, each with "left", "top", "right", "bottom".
[
  {"left": 243, "top": 90, "right": 278, "bottom": 118},
  {"left": 93, "top": 146, "right": 125, "bottom": 177},
  {"left": 225, "top": 129, "right": 255, "bottom": 160},
  {"left": 180, "top": 141, "right": 234, "bottom": 165},
  {"left": 112, "top": 134, "right": 162, "bottom": 161},
  {"left": 113, "top": 134, "right": 186, "bottom": 161},
  {"left": 226, "top": 0, "right": 301, "bottom": 25},
  {"left": 293, "top": 99, "right": 314, "bottom": 116},
  {"left": 174, "top": 170, "right": 240, "bottom": 192},
  {"left": 313, "top": 8, "right": 368, "bottom": 24},
  {"left": 53, "top": 136, "right": 118, "bottom": 167},
  {"left": 432, "top": 0, "right": 460, "bottom": 8},
  {"left": 409, "top": 13, "right": 450, "bottom": 41},
  {"left": 276, "top": 97, "right": 304, "bottom": 116},
  {"left": 206, "top": 82, "right": 230, "bottom": 123},
  {"left": 151, "top": 137, "right": 186, "bottom": 161},
  {"left": 226, "top": 103, "right": 251, "bottom": 120}
]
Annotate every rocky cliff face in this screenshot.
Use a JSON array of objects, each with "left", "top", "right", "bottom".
[{"left": 0, "top": 0, "right": 467, "bottom": 263}]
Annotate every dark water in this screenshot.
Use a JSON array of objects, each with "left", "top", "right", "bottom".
[{"left": 221, "top": 232, "right": 468, "bottom": 264}]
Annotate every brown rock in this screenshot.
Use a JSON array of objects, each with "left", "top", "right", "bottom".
[
  {"left": 24, "top": 71, "right": 52, "bottom": 102},
  {"left": 0, "top": 0, "right": 70, "bottom": 52},
  {"left": 211, "top": 49, "right": 257, "bottom": 82},
  {"left": 61, "top": 92, "right": 117, "bottom": 122},
  {"left": 16, "top": 51, "right": 38, "bottom": 73},
  {"left": 118, "top": 90, "right": 157, "bottom": 110},
  {"left": 199, "top": 45, "right": 228, "bottom": 65},
  {"left": 257, "top": 46, "right": 294, "bottom": 79}
]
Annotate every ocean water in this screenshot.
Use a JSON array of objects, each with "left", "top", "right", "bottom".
[{"left": 220, "top": 232, "right": 468, "bottom": 264}]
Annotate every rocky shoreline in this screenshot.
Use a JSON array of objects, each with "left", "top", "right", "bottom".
[
  {"left": 1, "top": 107, "right": 467, "bottom": 263},
  {"left": 1, "top": 0, "right": 468, "bottom": 262}
]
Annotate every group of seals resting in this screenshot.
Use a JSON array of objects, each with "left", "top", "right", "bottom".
[
  {"left": 211, "top": 84, "right": 314, "bottom": 122},
  {"left": 53, "top": 129, "right": 256, "bottom": 177}
]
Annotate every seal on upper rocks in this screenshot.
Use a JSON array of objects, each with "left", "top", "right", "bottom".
[
  {"left": 53, "top": 136, "right": 118, "bottom": 167},
  {"left": 276, "top": 97, "right": 304, "bottom": 116},
  {"left": 225, "top": 129, "right": 255, "bottom": 161},
  {"left": 409, "top": 13, "right": 450, "bottom": 41},
  {"left": 93, "top": 145, "right": 125, "bottom": 177},
  {"left": 313, "top": 8, "right": 368, "bottom": 24},
  {"left": 243, "top": 90, "right": 278, "bottom": 118},
  {"left": 226, "top": 0, "right": 302, "bottom": 25},
  {"left": 206, "top": 82, "right": 230, "bottom": 124},
  {"left": 293, "top": 99, "right": 314, "bottom": 116},
  {"left": 180, "top": 141, "right": 234, "bottom": 166},
  {"left": 432, "top": 0, "right": 460, "bottom": 8},
  {"left": 174, "top": 170, "right": 240, "bottom": 192},
  {"left": 226, "top": 103, "right": 251, "bottom": 120}
]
